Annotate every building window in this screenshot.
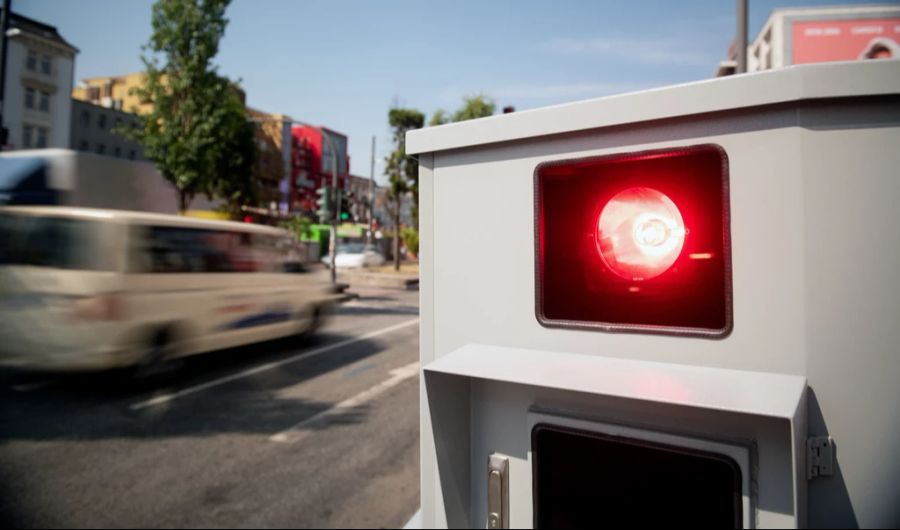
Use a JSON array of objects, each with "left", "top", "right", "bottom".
[
  {"left": 26, "top": 50, "right": 37, "bottom": 71},
  {"left": 114, "top": 118, "right": 123, "bottom": 132},
  {"left": 80, "top": 109, "right": 90, "bottom": 127},
  {"left": 38, "top": 91, "right": 50, "bottom": 112},
  {"left": 78, "top": 141, "right": 89, "bottom": 151},
  {"left": 36, "top": 128, "right": 48, "bottom": 148},
  {"left": 98, "top": 114, "right": 107, "bottom": 130},
  {"left": 25, "top": 87, "right": 35, "bottom": 109},
  {"left": 40, "top": 55, "right": 52, "bottom": 75},
  {"left": 129, "top": 150, "right": 136, "bottom": 160},
  {"left": 22, "top": 125, "right": 33, "bottom": 148},
  {"left": 114, "top": 147, "right": 121, "bottom": 158},
  {"left": 96, "top": 144, "right": 105, "bottom": 155}
]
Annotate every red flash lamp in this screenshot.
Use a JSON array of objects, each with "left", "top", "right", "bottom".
[
  {"left": 597, "top": 187, "right": 686, "bottom": 281},
  {"left": 535, "top": 144, "right": 732, "bottom": 337}
]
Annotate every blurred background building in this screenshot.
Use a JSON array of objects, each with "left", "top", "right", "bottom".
[
  {"left": 69, "top": 99, "right": 144, "bottom": 159},
  {"left": 247, "top": 107, "right": 292, "bottom": 211},
  {"left": 72, "top": 72, "right": 150, "bottom": 113},
  {"left": 717, "top": 3, "right": 900, "bottom": 76},
  {"left": 346, "top": 173, "right": 375, "bottom": 224},
  {"left": 0, "top": 10, "right": 77, "bottom": 150},
  {"left": 290, "top": 125, "right": 350, "bottom": 215}
]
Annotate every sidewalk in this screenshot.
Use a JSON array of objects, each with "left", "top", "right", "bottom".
[{"left": 310, "top": 262, "right": 420, "bottom": 291}]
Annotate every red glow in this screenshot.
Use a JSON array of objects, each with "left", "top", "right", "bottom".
[
  {"left": 535, "top": 144, "right": 732, "bottom": 335},
  {"left": 596, "top": 187, "right": 685, "bottom": 281}
]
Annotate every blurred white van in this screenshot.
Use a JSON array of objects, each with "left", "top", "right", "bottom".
[{"left": 0, "top": 206, "right": 337, "bottom": 373}]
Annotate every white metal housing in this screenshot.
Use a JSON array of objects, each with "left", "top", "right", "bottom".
[{"left": 411, "top": 60, "right": 900, "bottom": 528}]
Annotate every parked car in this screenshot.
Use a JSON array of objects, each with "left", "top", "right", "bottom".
[{"left": 322, "top": 243, "right": 386, "bottom": 269}]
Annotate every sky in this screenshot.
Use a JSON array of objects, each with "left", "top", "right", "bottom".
[{"left": 16, "top": 0, "right": 876, "bottom": 183}]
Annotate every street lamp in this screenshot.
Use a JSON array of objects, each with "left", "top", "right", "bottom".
[{"left": 249, "top": 116, "right": 342, "bottom": 284}]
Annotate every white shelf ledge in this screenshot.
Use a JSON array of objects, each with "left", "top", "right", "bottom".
[{"left": 425, "top": 343, "right": 807, "bottom": 420}]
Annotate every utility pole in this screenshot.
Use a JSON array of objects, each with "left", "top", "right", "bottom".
[
  {"left": 367, "top": 135, "right": 375, "bottom": 246},
  {"left": 736, "top": 0, "right": 748, "bottom": 74},
  {"left": 327, "top": 130, "right": 340, "bottom": 284},
  {"left": 0, "top": 0, "right": 12, "bottom": 148}
]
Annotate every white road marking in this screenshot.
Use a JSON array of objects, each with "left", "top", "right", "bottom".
[
  {"left": 269, "top": 361, "right": 420, "bottom": 443},
  {"left": 130, "top": 318, "right": 420, "bottom": 411},
  {"left": 11, "top": 380, "right": 56, "bottom": 393}
]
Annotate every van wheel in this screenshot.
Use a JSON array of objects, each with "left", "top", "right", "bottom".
[
  {"left": 294, "top": 305, "right": 325, "bottom": 343},
  {"left": 133, "top": 330, "right": 181, "bottom": 380},
  {"left": 312, "top": 302, "right": 335, "bottom": 332}
]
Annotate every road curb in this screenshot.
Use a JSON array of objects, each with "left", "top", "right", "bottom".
[{"left": 340, "top": 272, "right": 420, "bottom": 290}]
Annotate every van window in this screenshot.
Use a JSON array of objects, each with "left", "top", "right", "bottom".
[
  {"left": 0, "top": 214, "right": 116, "bottom": 271},
  {"left": 133, "top": 226, "right": 231, "bottom": 273},
  {"left": 130, "top": 226, "right": 282, "bottom": 274}
]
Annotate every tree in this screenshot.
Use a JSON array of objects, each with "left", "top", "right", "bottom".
[
  {"left": 280, "top": 216, "right": 314, "bottom": 241},
  {"left": 429, "top": 109, "right": 449, "bottom": 127},
  {"left": 452, "top": 94, "right": 496, "bottom": 122},
  {"left": 208, "top": 87, "right": 257, "bottom": 218},
  {"left": 128, "top": 0, "right": 255, "bottom": 213},
  {"left": 385, "top": 107, "right": 424, "bottom": 271}
]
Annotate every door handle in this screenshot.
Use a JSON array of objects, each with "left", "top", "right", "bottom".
[{"left": 487, "top": 453, "right": 509, "bottom": 529}]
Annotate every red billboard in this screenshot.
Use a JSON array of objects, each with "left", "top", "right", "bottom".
[{"left": 793, "top": 17, "right": 900, "bottom": 64}]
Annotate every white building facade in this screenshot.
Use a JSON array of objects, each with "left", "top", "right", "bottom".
[{"left": 1, "top": 11, "right": 77, "bottom": 150}]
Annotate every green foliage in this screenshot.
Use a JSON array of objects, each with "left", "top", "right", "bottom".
[
  {"left": 401, "top": 227, "right": 419, "bottom": 257},
  {"left": 452, "top": 94, "right": 496, "bottom": 122},
  {"left": 429, "top": 109, "right": 449, "bottom": 127},
  {"left": 385, "top": 107, "right": 424, "bottom": 269},
  {"left": 385, "top": 107, "right": 424, "bottom": 227},
  {"left": 280, "top": 216, "right": 314, "bottom": 241},
  {"left": 388, "top": 108, "right": 426, "bottom": 141},
  {"left": 127, "top": 0, "right": 255, "bottom": 213},
  {"left": 209, "top": 91, "right": 257, "bottom": 217}
]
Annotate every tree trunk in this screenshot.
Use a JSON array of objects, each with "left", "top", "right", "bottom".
[
  {"left": 393, "top": 209, "right": 401, "bottom": 271},
  {"left": 178, "top": 190, "right": 192, "bottom": 214}
]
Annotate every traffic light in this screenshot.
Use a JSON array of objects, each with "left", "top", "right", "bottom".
[
  {"left": 340, "top": 190, "right": 353, "bottom": 222},
  {"left": 315, "top": 186, "right": 332, "bottom": 223}
]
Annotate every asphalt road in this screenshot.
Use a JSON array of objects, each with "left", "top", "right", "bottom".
[{"left": 0, "top": 284, "right": 420, "bottom": 529}]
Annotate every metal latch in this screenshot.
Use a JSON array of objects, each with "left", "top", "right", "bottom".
[
  {"left": 807, "top": 436, "right": 835, "bottom": 480},
  {"left": 487, "top": 454, "right": 509, "bottom": 529}
]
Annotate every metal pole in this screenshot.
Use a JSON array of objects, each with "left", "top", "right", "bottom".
[
  {"left": 0, "top": 0, "right": 12, "bottom": 146},
  {"left": 736, "top": 0, "right": 748, "bottom": 74},
  {"left": 367, "top": 135, "right": 375, "bottom": 246},
  {"left": 327, "top": 130, "right": 339, "bottom": 284}
]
